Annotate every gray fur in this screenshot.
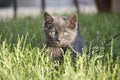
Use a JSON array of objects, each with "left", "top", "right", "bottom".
[
  {"left": 43, "top": 12, "right": 84, "bottom": 59},
  {"left": 73, "top": 27, "right": 84, "bottom": 53}
]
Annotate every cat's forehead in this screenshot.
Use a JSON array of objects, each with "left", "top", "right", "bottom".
[
  {"left": 56, "top": 16, "right": 67, "bottom": 20},
  {"left": 52, "top": 16, "right": 67, "bottom": 31},
  {"left": 53, "top": 16, "right": 68, "bottom": 27},
  {"left": 54, "top": 16, "right": 67, "bottom": 23}
]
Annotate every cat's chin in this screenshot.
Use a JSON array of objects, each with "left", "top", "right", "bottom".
[{"left": 55, "top": 44, "right": 70, "bottom": 48}]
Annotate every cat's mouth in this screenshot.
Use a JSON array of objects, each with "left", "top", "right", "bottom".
[
  {"left": 47, "top": 41, "right": 70, "bottom": 48},
  {"left": 54, "top": 43, "right": 70, "bottom": 48}
]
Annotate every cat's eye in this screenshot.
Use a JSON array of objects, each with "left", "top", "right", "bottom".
[
  {"left": 46, "top": 23, "right": 53, "bottom": 29},
  {"left": 63, "top": 32, "right": 68, "bottom": 36},
  {"left": 50, "top": 31, "right": 55, "bottom": 35},
  {"left": 48, "top": 23, "right": 53, "bottom": 26}
]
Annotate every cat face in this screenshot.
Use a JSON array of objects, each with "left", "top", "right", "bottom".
[{"left": 43, "top": 12, "right": 78, "bottom": 48}]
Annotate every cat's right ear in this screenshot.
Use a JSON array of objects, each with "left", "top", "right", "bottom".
[
  {"left": 67, "top": 14, "right": 78, "bottom": 29},
  {"left": 44, "top": 12, "right": 54, "bottom": 23}
]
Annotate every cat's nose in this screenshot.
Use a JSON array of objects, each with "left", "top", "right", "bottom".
[
  {"left": 57, "top": 37, "right": 60, "bottom": 41},
  {"left": 57, "top": 39, "right": 60, "bottom": 43},
  {"left": 57, "top": 38, "right": 61, "bottom": 44},
  {"left": 57, "top": 36, "right": 62, "bottom": 43}
]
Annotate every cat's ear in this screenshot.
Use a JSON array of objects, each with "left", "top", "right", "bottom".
[
  {"left": 68, "top": 14, "right": 78, "bottom": 29},
  {"left": 44, "top": 11, "right": 54, "bottom": 23}
]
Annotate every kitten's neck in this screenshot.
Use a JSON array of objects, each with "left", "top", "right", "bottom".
[{"left": 73, "top": 27, "right": 84, "bottom": 54}]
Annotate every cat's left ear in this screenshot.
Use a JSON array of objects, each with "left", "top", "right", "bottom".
[
  {"left": 68, "top": 14, "right": 78, "bottom": 29},
  {"left": 44, "top": 11, "right": 54, "bottom": 23}
]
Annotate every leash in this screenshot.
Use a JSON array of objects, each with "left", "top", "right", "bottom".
[
  {"left": 69, "top": 32, "right": 120, "bottom": 54},
  {"left": 87, "top": 32, "right": 120, "bottom": 54},
  {"left": 104, "top": 32, "right": 120, "bottom": 46}
]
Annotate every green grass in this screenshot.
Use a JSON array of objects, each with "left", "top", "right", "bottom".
[{"left": 0, "top": 13, "right": 120, "bottom": 80}]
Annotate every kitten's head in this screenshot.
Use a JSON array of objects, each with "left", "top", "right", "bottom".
[{"left": 43, "top": 12, "right": 78, "bottom": 48}]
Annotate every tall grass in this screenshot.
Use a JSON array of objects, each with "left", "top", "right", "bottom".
[{"left": 0, "top": 13, "right": 120, "bottom": 80}]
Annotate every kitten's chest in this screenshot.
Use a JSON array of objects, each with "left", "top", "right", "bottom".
[{"left": 50, "top": 47, "right": 64, "bottom": 60}]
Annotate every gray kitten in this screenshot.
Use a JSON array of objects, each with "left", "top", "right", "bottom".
[{"left": 43, "top": 12, "right": 84, "bottom": 59}]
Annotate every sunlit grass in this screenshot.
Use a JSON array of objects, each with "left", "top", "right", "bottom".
[{"left": 0, "top": 13, "right": 120, "bottom": 80}]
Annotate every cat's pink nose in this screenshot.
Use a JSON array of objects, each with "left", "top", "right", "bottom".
[
  {"left": 57, "top": 38, "right": 62, "bottom": 44},
  {"left": 57, "top": 38, "right": 61, "bottom": 42},
  {"left": 57, "top": 40, "right": 60, "bottom": 44},
  {"left": 56, "top": 41, "right": 60, "bottom": 45}
]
